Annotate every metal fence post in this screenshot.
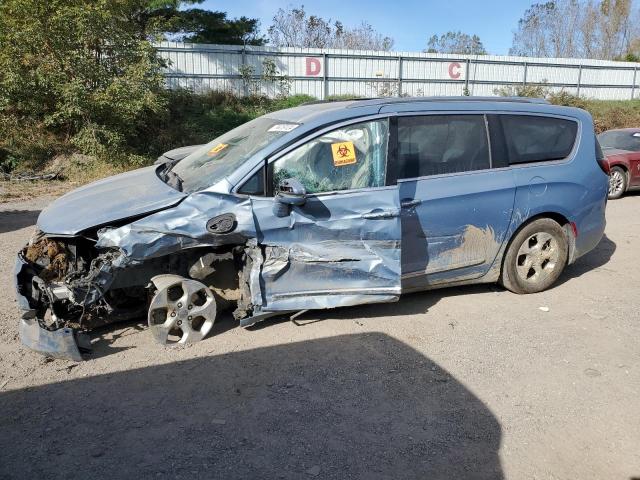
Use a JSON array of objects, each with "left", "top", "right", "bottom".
[
  {"left": 241, "top": 47, "right": 248, "bottom": 97},
  {"left": 397, "top": 56, "right": 403, "bottom": 97},
  {"left": 523, "top": 62, "right": 528, "bottom": 85},
  {"left": 464, "top": 59, "right": 471, "bottom": 95},
  {"left": 576, "top": 65, "right": 583, "bottom": 97},
  {"left": 322, "top": 53, "right": 328, "bottom": 100},
  {"left": 632, "top": 67, "right": 637, "bottom": 100}
]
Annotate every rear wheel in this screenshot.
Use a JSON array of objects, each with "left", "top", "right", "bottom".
[
  {"left": 608, "top": 166, "right": 627, "bottom": 199},
  {"left": 501, "top": 218, "right": 568, "bottom": 294}
]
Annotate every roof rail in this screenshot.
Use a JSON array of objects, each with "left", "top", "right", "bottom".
[
  {"left": 301, "top": 96, "right": 551, "bottom": 107},
  {"left": 370, "top": 96, "right": 551, "bottom": 105}
]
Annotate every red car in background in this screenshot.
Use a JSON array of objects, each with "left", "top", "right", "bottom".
[{"left": 597, "top": 128, "right": 640, "bottom": 199}]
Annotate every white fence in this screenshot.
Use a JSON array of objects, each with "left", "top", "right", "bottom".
[{"left": 157, "top": 41, "right": 640, "bottom": 100}]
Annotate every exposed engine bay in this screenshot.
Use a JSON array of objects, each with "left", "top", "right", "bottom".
[{"left": 16, "top": 229, "right": 256, "bottom": 361}]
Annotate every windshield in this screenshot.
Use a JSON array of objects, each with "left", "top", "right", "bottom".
[{"left": 171, "top": 117, "right": 299, "bottom": 193}]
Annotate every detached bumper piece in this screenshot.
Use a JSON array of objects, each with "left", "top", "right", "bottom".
[
  {"left": 19, "top": 319, "right": 90, "bottom": 362},
  {"left": 15, "top": 253, "right": 91, "bottom": 361}
]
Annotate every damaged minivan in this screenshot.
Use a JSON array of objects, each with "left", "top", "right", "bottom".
[{"left": 15, "top": 97, "right": 608, "bottom": 361}]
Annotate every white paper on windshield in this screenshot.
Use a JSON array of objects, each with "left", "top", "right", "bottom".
[{"left": 268, "top": 124, "right": 299, "bottom": 133}]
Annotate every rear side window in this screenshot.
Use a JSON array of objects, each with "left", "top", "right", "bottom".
[
  {"left": 396, "top": 115, "right": 490, "bottom": 179},
  {"left": 597, "top": 130, "right": 640, "bottom": 152},
  {"left": 500, "top": 115, "right": 578, "bottom": 164}
]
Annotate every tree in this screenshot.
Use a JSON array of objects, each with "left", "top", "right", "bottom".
[
  {"left": 0, "top": 0, "right": 168, "bottom": 166},
  {"left": 167, "top": 10, "right": 264, "bottom": 45},
  {"left": 426, "top": 31, "right": 487, "bottom": 55},
  {"left": 127, "top": 1, "right": 264, "bottom": 45},
  {"left": 509, "top": 0, "right": 640, "bottom": 60},
  {"left": 268, "top": 6, "right": 394, "bottom": 50}
]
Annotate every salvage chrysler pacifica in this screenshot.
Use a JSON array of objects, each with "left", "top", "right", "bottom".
[{"left": 15, "top": 97, "right": 608, "bottom": 360}]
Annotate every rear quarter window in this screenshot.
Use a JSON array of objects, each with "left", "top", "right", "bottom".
[
  {"left": 597, "top": 130, "right": 640, "bottom": 152},
  {"left": 500, "top": 115, "right": 578, "bottom": 164}
]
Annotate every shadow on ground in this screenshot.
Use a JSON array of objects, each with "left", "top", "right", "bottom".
[
  {"left": 0, "top": 334, "right": 503, "bottom": 480},
  {"left": 557, "top": 233, "right": 616, "bottom": 286},
  {"left": 0, "top": 209, "right": 39, "bottom": 234}
]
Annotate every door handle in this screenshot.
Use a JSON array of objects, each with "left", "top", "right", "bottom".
[{"left": 401, "top": 199, "right": 422, "bottom": 208}]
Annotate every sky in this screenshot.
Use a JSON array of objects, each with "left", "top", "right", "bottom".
[{"left": 200, "top": 0, "right": 537, "bottom": 55}]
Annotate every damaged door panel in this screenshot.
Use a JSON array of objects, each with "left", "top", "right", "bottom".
[
  {"left": 399, "top": 169, "right": 516, "bottom": 288},
  {"left": 249, "top": 189, "right": 402, "bottom": 314},
  {"left": 395, "top": 114, "right": 516, "bottom": 290}
]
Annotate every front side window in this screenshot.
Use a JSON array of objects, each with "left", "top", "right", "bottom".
[
  {"left": 397, "top": 115, "right": 490, "bottom": 179},
  {"left": 500, "top": 115, "right": 578, "bottom": 164},
  {"left": 271, "top": 119, "right": 389, "bottom": 195}
]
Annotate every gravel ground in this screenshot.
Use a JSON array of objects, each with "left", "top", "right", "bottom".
[{"left": 0, "top": 193, "right": 638, "bottom": 479}]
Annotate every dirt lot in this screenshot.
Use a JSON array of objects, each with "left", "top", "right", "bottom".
[{"left": 0, "top": 192, "right": 638, "bottom": 480}]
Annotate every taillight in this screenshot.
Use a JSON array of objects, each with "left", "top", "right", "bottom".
[
  {"left": 597, "top": 157, "right": 610, "bottom": 175},
  {"left": 595, "top": 138, "right": 609, "bottom": 175}
]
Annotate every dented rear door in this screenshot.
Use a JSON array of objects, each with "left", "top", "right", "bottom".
[{"left": 395, "top": 113, "right": 516, "bottom": 289}]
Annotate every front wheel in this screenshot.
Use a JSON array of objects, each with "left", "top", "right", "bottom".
[
  {"left": 501, "top": 219, "right": 568, "bottom": 294},
  {"left": 608, "top": 166, "right": 627, "bottom": 200}
]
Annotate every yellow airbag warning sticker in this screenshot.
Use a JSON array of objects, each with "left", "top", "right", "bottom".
[
  {"left": 207, "top": 143, "right": 228, "bottom": 156},
  {"left": 331, "top": 141, "right": 357, "bottom": 166}
]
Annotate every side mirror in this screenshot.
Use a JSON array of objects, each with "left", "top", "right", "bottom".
[
  {"left": 274, "top": 178, "right": 306, "bottom": 217},
  {"left": 276, "top": 178, "right": 307, "bottom": 206}
]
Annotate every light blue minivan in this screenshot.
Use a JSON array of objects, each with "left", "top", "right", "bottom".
[{"left": 15, "top": 97, "right": 608, "bottom": 360}]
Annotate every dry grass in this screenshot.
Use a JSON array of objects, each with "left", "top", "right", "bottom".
[
  {"left": 0, "top": 158, "right": 131, "bottom": 203},
  {"left": 584, "top": 99, "right": 640, "bottom": 133}
]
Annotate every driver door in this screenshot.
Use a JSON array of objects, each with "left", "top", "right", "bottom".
[{"left": 248, "top": 118, "right": 402, "bottom": 313}]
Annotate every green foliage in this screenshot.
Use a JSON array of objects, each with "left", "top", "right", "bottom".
[
  {"left": 141, "top": 91, "right": 315, "bottom": 159},
  {"left": 493, "top": 82, "right": 551, "bottom": 98},
  {"left": 325, "top": 95, "right": 365, "bottom": 101},
  {"left": 165, "top": 9, "right": 265, "bottom": 45},
  {"left": 0, "top": 0, "right": 167, "bottom": 169},
  {"left": 426, "top": 31, "right": 487, "bottom": 55},
  {"left": 547, "top": 91, "right": 588, "bottom": 109}
]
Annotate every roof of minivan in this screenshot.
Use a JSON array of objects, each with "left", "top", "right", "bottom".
[{"left": 265, "top": 96, "right": 568, "bottom": 125}]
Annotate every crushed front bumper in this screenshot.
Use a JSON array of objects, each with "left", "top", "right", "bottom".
[
  {"left": 19, "top": 318, "right": 84, "bottom": 362},
  {"left": 14, "top": 253, "right": 88, "bottom": 361}
]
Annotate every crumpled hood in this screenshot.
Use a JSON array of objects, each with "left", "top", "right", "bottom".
[{"left": 37, "top": 166, "right": 187, "bottom": 235}]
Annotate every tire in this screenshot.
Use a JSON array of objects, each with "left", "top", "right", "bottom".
[
  {"left": 501, "top": 218, "right": 568, "bottom": 294},
  {"left": 608, "top": 166, "right": 627, "bottom": 200}
]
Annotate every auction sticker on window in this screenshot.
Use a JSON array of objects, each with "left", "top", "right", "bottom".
[
  {"left": 331, "top": 141, "right": 357, "bottom": 166},
  {"left": 207, "top": 143, "right": 228, "bottom": 156}
]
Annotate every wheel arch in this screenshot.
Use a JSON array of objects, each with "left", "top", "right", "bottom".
[
  {"left": 500, "top": 211, "right": 574, "bottom": 278},
  {"left": 609, "top": 163, "right": 630, "bottom": 183}
]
